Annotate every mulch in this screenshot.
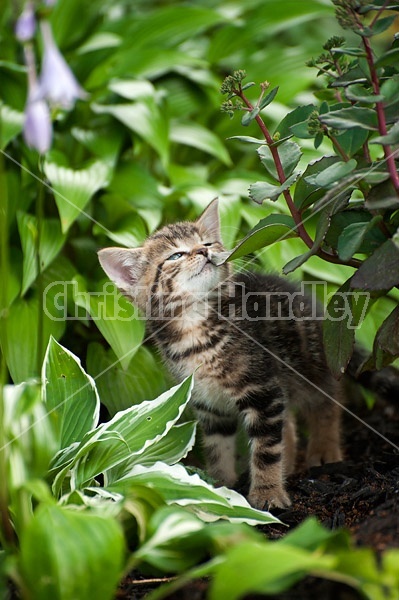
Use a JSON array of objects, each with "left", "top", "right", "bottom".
[{"left": 118, "top": 395, "right": 399, "bottom": 599}]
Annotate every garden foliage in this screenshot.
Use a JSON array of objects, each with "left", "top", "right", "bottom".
[{"left": 1, "top": 0, "right": 399, "bottom": 598}]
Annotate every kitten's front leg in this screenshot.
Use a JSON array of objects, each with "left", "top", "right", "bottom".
[
  {"left": 239, "top": 388, "right": 291, "bottom": 510},
  {"left": 196, "top": 410, "right": 238, "bottom": 487}
]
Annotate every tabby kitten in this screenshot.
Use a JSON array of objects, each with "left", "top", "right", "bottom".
[{"left": 98, "top": 199, "right": 342, "bottom": 509}]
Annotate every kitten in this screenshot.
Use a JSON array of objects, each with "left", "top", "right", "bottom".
[{"left": 98, "top": 199, "right": 343, "bottom": 509}]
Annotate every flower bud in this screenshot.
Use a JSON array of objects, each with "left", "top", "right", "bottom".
[
  {"left": 23, "top": 94, "right": 52, "bottom": 154},
  {"left": 38, "top": 21, "right": 87, "bottom": 109},
  {"left": 15, "top": 2, "right": 36, "bottom": 43}
]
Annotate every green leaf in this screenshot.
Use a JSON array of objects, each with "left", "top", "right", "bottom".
[
  {"left": 370, "top": 121, "right": 399, "bottom": 145},
  {"left": 344, "top": 84, "right": 384, "bottom": 104},
  {"left": 351, "top": 239, "right": 399, "bottom": 290},
  {"left": 217, "top": 214, "right": 297, "bottom": 264},
  {"left": 283, "top": 210, "right": 331, "bottom": 275},
  {"left": 209, "top": 541, "right": 335, "bottom": 600},
  {"left": 336, "top": 216, "right": 384, "bottom": 261},
  {"left": 304, "top": 159, "right": 357, "bottom": 188},
  {"left": 274, "top": 105, "right": 316, "bottom": 139},
  {"left": 0, "top": 104, "right": 24, "bottom": 149},
  {"left": 170, "top": 122, "right": 231, "bottom": 166},
  {"left": 0, "top": 294, "right": 65, "bottom": 383},
  {"left": 227, "top": 136, "right": 266, "bottom": 145},
  {"left": 333, "top": 127, "right": 368, "bottom": 157},
  {"left": 92, "top": 100, "right": 169, "bottom": 169},
  {"left": 249, "top": 173, "right": 298, "bottom": 204},
  {"left": 241, "top": 106, "right": 260, "bottom": 126},
  {"left": 43, "top": 338, "right": 100, "bottom": 449},
  {"left": 17, "top": 212, "right": 67, "bottom": 296},
  {"left": 372, "top": 305, "right": 399, "bottom": 369},
  {"left": 70, "top": 377, "right": 194, "bottom": 489},
  {"left": 294, "top": 156, "right": 341, "bottom": 209},
  {"left": 44, "top": 160, "right": 113, "bottom": 233},
  {"left": 259, "top": 86, "right": 279, "bottom": 110},
  {"left": 114, "top": 462, "right": 280, "bottom": 526},
  {"left": 323, "top": 279, "right": 370, "bottom": 378},
  {"left": 94, "top": 212, "right": 148, "bottom": 248},
  {"left": 86, "top": 342, "right": 169, "bottom": 416},
  {"left": 319, "top": 107, "right": 378, "bottom": 131},
  {"left": 258, "top": 141, "right": 301, "bottom": 180},
  {"left": 20, "top": 505, "right": 125, "bottom": 600},
  {"left": 72, "top": 277, "right": 145, "bottom": 370},
  {"left": 369, "top": 14, "right": 397, "bottom": 35}
]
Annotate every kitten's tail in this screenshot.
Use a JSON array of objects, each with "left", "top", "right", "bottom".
[{"left": 347, "top": 346, "right": 399, "bottom": 407}]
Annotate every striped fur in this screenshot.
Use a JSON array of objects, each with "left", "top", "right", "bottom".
[{"left": 98, "top": 200, "right": 342, "bottom": 509}]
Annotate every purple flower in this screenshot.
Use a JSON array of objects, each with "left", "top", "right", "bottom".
[
  {"left": 15, "top": 2, "right": 36, "bottom": 43},
  {"left": 38, "top": 21, "right": 87, "bottom": 109},
  {"left": 23, "top": 92, "right": 52, "bottom": 154}
]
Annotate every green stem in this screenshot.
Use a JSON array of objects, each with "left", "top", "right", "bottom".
[{"left": 36, "top": 161, "right": 45, "bottom": 375}]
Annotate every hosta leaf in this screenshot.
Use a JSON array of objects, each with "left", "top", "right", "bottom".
[
  {"left": 17, "top": 212, "right": 66, "bottom": 296},
  {"left": 86, "top": 342, "right": 169, "bottom": 416},
  {"left": 20, "top": 505, "right": 125, "bottom": 600},
  {"left": 258, "top": 141, "right": 301, "bottom": 180},
  {"left": 215, "top": 214, "right": 297, "bottom": 264},
  {"left": 44, "top": 160, "right": 112, "bottom": 233},
  {"left": 93, "top": 212, "right": 148, "bottom": 248},
  {"left": 116, "top": 462, "right": 280, "bottom": 526},
  {"left": 319, "top": 107, "right": 378, "bottom": 131},
  {"left": 170, "top": 122, "right": 231, "bottom": 166},
  {"left": 43, "top": 338, "right": 100, "bottom": 449},
  {"left": 70, "top": 377, "right": 194, "bottom": 489},
  {"left": 0, "top": 104, "right": 24, "bottom": 149},
  {"left": 249, "top": 172, "right": 298, "bottom": 204},
  {"left": 72, "top": 277, "right": 145, "bottom": 370},
  {"left": 92, "top": 100, "right": 169, "bottom": 168}
]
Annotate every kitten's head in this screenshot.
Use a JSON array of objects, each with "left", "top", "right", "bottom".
[{"left": 98, "top": 199, "right": 231, "bottom": 312}]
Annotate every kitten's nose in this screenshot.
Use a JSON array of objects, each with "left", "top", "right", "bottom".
[{"left": 195, "top": 247, "right": 208, "bottom": 257}]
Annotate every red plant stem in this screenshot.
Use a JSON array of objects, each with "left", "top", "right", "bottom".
[
  {"left": 238, "top": 91, "right": 314, "bottom": 249},
  {"left": 362, "top": 35, "right": 399, "bottom": 195}
]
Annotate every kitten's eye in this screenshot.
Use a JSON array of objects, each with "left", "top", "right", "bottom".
[
  {"left": 203, "top": 243, "right": 213, "bottom": 247},
  {"left": 167, "top": 252, "right": 184, "bottom": 261}
]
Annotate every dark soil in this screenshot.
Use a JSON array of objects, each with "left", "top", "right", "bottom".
[{"left": 118, "top": 396, "right": 399, "bottom": 600}]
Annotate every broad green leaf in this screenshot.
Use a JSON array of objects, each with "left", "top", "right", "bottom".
[
  {"left": 116, "top": 462, "right": 280, "bottom": 526},
  {"left": 249, "top": 172, "right": 298, "bottom": 204},
  {"left": 283, "top": 210, "right": 331, "bottom": 275},
  {"left": 351, "top": 239, "right": 399, "bottom": 290},
  {"left": 109, "top": 79, "right": 156, "bottom": 100},
  {"left": 0, "top": 104, "right": 24, "bottom": 149},
  {"left": 304, "top": 159, "right": 357, "bottom": 188},
  {"left": 259, "top": 86, "right": 279, "bottom": 110},
  {"left": 43, "top": 338, "right": 100, "bottom": 449},
  {"left": 372, "top": 305, "right": 399, "bottom": 369},
  {"left": 44, "top": 160, "right": 113, "bottom": 233},
  {"left": 344, "top": 84, "right": 384, "bottom": 104},
  {"left": 17, "top": 212, "right": 67, "bottom": 296},
  {"left": 86, "top": 342, "right": 169, "bottom": 416},
  {"left": 92, "top": 100, "right": 169, "bottom": 169},
  {"left": 108, "top": 422, "right": 197, "bottom": 483},
  {"left": 241, "top": 106, "right": 260, "bottom": 126},
  {"left": 227, "top": 136, "right": 266, "bottom": 144},
  {"left": 210, "top": 541, "right": 336, "bottom": 600},
  {"left": 0, "top": 294, "right": 65, "bottom": 383},
  {"left": 77, "top": 32, "right": 121, "bottom": 54},
  {"left": 217, "top": 214, "right": 297, "bottom": 264},
  {"left": 70, "top": 377, "right": 194, "bottom": 489},
  {"left": 334, "top": 128, "right": 369, "bottom": 157},
  {"left": 170, "top": 122, "right": 231, "bottom": 166},
  {"left": 274, "top": 104, "right": 316, "bottom": 139},
  {"left": 72, "top": 277, "right": 145, "bottom": 370},
  {"left": 258, "top": 141, "right": 302, "bottom": 180},
  {"left": 20, "top": 505, "right": 125, "bottom": 600},
  {"left": 94, "top": 212, "right": 148, "bottom": 248},
  {"left": 319, "top": 107, "right": 378, "bottom": 131},
  {"left": 71, "top": 126, "right": 123, "bottom": 162},
  {"left": 323, "top": 279, "right": 370, "bottom": 378}
]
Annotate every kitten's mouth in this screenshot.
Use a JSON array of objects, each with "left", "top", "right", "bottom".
[{"left": 191, "top": 258, "right": 213, "bottom": 279}]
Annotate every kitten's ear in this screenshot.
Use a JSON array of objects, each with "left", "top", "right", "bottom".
[
  {"left": 98, "top": 247, "right": 144, "bottom": 291},
  {"left": 197, "top": 197, "right": 222, "bottom": 242}
]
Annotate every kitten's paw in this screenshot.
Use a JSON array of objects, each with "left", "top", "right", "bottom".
[
  {"left": 248, "top": 487, "right": 291, "bottom": 511},
  {"left": 306, "top": 446, "right": 342, "bottom": 468}
]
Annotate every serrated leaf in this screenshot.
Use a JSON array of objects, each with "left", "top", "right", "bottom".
[
  {"left": 320, "top": 107, "right": 378, "bottom": 131},
  {"left": 249, "top": 172, "right": 298, "bottom": 204},
  {"left": 20, "top": 505, "right": 125, "bottom": 600},
  {"left": 43, "top": 338, "right": 100, "bottom": 449},
  {"left": 17, "top": 212, "right": 66, "bottom": 296},
  {"left": 44, "top": 161, "right": 113, "bottom": 233},
  {"left": 170, "top": 122, "right": 231, "bottom": 166},
  {"left": 258, "top": 141, "right": 301, "bottom": 180}
]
